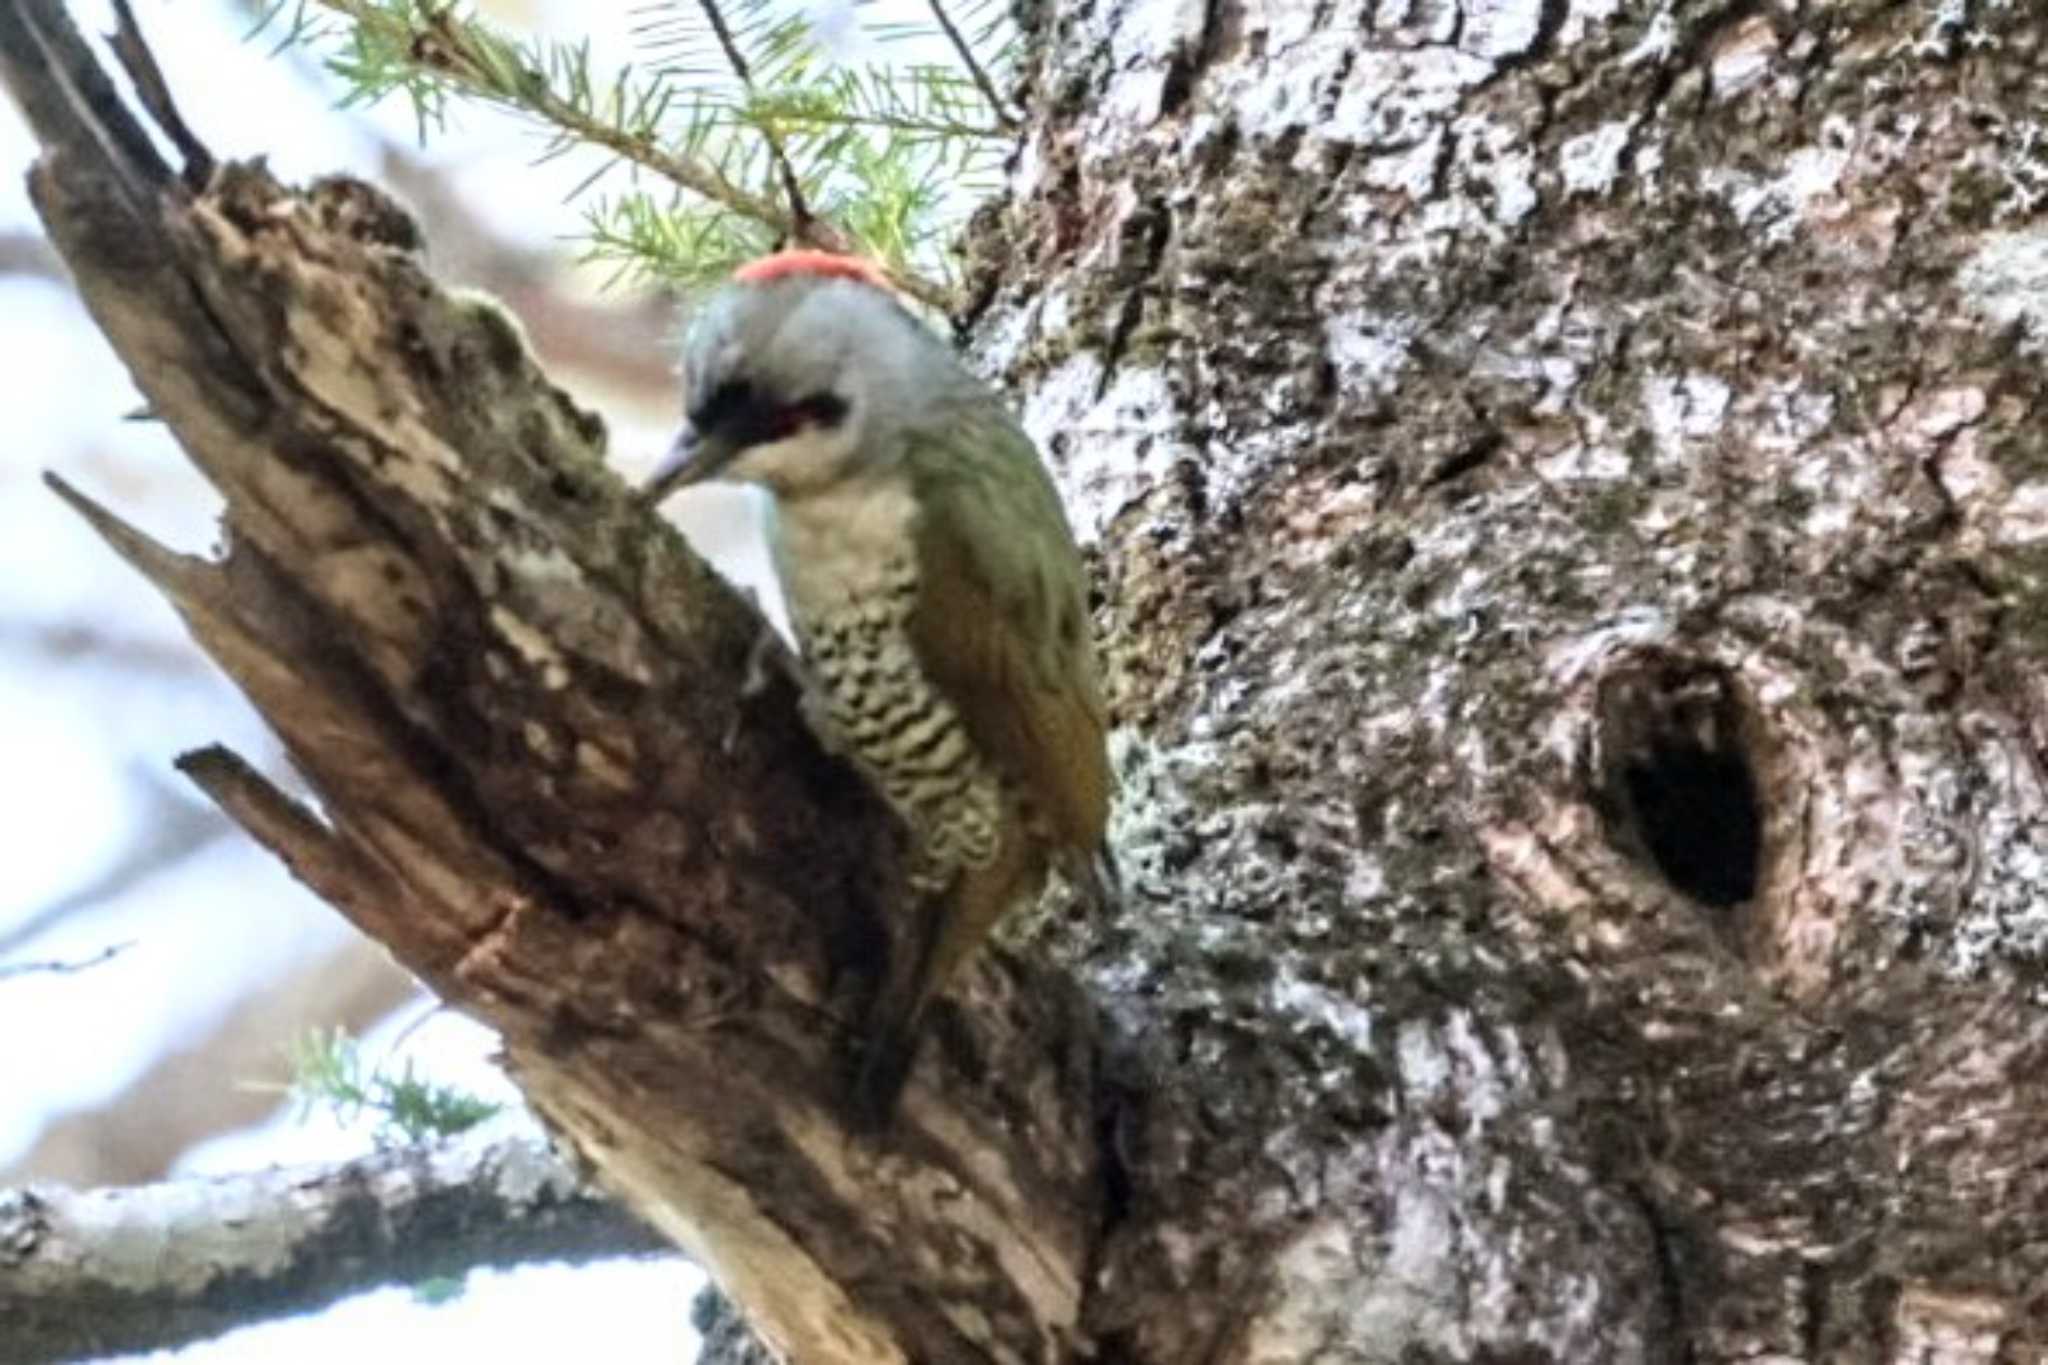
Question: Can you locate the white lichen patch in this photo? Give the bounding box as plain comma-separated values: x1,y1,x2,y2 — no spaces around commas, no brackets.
1096,0,1208,124
1241,1060,1615,1361
1534,444,1633,482
1706,14,1780,98
1201,32,1351,142
1396,1017,1454,1100
1361,129,1449,199
1704,121,1858,245
1746,380,1839,455
1558,120,1635,195
1457,115,1542,226
1458,0,1549,61
1107,0,1208,74
1322,309,1419,397
1901,385,1987,441
1329,49,1493,148
1270,970,1377,1050
1019,358,1188,543
1640,372,1732,458
1991,481,2048,545
1621,6,1679,65
1957,227,2048,352
1560,0,1624,44
427,1123,575,1207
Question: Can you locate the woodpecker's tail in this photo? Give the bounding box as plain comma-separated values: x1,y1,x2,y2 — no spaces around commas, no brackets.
1063,838,1120,914
850,1006,924,1131
847,896,946,1131
1091,839,1122,908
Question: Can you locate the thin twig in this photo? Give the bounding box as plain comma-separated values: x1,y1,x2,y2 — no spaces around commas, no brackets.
922,0,1018,131
691,0,816,243
107,0,214,185
0,941,133,981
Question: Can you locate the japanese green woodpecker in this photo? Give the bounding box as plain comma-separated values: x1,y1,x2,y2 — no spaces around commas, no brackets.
641,251,1113,1118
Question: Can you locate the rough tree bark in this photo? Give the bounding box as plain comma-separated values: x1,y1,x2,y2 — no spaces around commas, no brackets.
7,0,2048,1360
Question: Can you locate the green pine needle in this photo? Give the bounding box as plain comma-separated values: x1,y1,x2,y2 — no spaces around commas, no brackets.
257,0,1021,310
282,1027,501,1147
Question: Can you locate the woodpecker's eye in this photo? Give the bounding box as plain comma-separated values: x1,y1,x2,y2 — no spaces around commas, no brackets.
790,392,849,430
758,392,848,440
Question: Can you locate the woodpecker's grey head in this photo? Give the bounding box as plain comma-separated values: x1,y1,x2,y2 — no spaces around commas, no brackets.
642,252,958,504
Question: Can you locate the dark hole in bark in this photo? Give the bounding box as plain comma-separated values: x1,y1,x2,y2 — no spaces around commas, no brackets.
1594,658,1762,908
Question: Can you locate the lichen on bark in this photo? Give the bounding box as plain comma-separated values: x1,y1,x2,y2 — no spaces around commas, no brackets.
963,0,2048,1357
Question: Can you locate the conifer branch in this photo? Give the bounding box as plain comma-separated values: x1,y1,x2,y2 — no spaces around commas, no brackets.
921,0,1018,130
690,0,818,243
305,0,955,311
315,1,777,223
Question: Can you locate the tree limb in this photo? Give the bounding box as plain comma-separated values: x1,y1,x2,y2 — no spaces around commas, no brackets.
0,2,1102,1360
0,1133,669,1363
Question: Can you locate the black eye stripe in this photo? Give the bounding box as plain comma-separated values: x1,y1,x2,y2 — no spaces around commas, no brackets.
689,379,754,431
689,383,848,443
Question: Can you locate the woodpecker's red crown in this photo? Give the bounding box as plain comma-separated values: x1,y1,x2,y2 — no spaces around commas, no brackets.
733,250,892,292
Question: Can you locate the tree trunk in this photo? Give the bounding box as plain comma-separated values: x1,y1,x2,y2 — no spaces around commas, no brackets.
9,0,2048,1360
964,0,2048,1357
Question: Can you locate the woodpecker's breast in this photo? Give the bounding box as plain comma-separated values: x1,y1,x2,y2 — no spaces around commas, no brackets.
768,475,1002,875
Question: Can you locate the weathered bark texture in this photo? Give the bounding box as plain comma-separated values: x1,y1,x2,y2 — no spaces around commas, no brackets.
0,1134,666,1363
10,0,2048,1359
3,5,1100,1363
951,0,2048,1358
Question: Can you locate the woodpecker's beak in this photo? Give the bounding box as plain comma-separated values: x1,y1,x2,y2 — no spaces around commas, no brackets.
642,422,740,504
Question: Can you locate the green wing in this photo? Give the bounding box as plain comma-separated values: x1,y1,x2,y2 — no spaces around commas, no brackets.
904,410,1111,858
